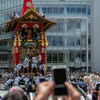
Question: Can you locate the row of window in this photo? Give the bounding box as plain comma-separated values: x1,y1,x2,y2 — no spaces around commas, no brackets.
47,19,89,33
0,41,7,46
47,50,91,63
0,54,8,61
67,5,91,15
0,0,23,10
42,5,91,15
47,35,91,47
0,50,90,64
0,4,91,23
0,0,91,14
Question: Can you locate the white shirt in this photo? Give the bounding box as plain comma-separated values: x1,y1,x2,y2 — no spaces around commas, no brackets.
92,82,96,90
16,63,22,70
34,76,39,85
5,79,14,85
15,77,22,83
22,75,24,78
23,78,29,84
32,57,37,63
39,64,46,70
24,57,29,65
39,11,44,17
14,13,19,18
39,55,41,61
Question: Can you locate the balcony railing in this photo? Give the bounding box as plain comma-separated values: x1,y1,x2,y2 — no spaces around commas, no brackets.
0,61,9,68
0,34,10,40
0,45,12,51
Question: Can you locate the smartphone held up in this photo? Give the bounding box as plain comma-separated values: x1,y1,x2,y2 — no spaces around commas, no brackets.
51,65,68,96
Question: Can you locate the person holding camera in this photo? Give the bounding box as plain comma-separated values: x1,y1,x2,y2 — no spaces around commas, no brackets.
33,81,81,100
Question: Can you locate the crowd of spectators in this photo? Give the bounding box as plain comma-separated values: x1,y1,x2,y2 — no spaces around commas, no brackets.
0,71,100,100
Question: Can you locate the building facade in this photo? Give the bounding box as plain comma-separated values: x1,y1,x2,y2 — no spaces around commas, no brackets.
0,0,91,72
91,0,100,72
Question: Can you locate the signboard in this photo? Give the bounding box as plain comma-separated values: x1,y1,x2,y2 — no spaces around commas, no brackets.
74,57,82,68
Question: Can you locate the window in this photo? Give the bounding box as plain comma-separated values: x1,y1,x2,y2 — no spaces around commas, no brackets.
67,7,70,14
58,52,64,62
57,21,64,32
53,36,57,46
0,1,1,10
47,7,52,14
36,7,40,13
47,52,52,63
67,21,71,31
47,36,52,46
59,7,64,14
4,12,8,22
88,35,91,46
70,36,75,46
88,23,91,33
75,51,81,58
88,5,91,15
42,7,64,14
1,1,4,10
5,54,8,60
88,51,91,61
17,0,20,6
67,36,70,46
0,55,1,61
76,21,80,29
67,21,75,32
58,36,63,46
53,7,58,14
4,1,8,9
76,6,81,14
69,51,74,61
53,52,57,63
71,7,75,14
42,7,46,14
81,51,86,61
11,0,14,7
76,36,80,46
81,35,86,47
81,19,86,33
82,6,86,14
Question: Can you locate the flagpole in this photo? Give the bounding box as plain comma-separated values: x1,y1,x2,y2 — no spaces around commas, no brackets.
86,18,88,73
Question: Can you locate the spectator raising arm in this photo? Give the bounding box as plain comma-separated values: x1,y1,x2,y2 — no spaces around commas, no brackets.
33,81,81,100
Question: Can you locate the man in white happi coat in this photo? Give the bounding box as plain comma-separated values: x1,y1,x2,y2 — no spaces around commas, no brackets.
4,78,14,90
23,75,30,91
16,63,23,75
23,56,30,72
13,75,22,86
31,56,38,73
39,62,46,76
36,54,41,64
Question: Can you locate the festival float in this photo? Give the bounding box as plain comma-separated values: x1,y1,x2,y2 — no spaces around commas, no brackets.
6,0,56,76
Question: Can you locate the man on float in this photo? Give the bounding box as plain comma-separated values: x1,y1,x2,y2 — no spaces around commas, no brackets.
14,67,18,76
23,55,30,73
4,77,14,90
36,54,41,65
39,62,46,76
23,75,30,91
31,55,38,73
13,75,22,86
16,62,23,76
